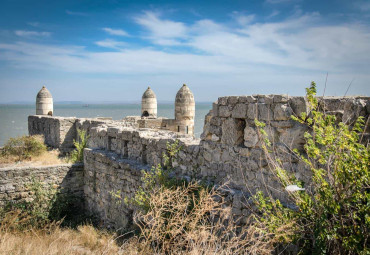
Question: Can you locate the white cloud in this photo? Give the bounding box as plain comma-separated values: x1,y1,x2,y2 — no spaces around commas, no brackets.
95,39,126,49
134,11,188,45
232,13,255,26
102,27,129,36
66,10,88,16
1,12,370,98
14,30,51,37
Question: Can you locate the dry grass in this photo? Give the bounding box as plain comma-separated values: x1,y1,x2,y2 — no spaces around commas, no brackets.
121,182,285,255
0,149,67,168
0,183,285,255
0,211,121,255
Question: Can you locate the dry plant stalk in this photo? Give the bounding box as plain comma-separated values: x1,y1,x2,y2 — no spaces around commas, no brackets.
123,182,281,255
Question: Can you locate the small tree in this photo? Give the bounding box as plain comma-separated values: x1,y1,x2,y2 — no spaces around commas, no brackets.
254,82,369,254
2,135,46,161
69,129,89,163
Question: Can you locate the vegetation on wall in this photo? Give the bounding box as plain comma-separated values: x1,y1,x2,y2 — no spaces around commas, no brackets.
1,135,46,161
69,129,89,163
254,82,369,254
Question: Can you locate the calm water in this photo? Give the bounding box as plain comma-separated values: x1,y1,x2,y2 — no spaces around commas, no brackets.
0,103,212,146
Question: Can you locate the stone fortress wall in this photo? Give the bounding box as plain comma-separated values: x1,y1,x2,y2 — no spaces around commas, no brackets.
0,164,83,206
24,94,369,229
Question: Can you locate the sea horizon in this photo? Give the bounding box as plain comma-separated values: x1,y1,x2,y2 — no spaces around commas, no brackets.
0,103,212,146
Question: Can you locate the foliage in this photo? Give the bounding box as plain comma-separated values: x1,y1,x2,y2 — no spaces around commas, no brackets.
0,177,85,230
254,82,370,254
69,128,89,163
1,135,47,161
123,140,185,212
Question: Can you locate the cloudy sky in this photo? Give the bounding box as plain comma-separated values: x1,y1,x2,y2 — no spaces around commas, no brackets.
0,0,369,103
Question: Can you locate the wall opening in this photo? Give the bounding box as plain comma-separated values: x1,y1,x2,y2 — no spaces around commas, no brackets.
123,140,128,158
177,126,180,132
186,126,189,134
142,111,149,117
48,111,53,116
107,136,113,151
142,144,147,164
237,118,247,147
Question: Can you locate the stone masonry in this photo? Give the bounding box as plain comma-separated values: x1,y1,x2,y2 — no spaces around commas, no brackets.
0,164,84,206
18,94,369,229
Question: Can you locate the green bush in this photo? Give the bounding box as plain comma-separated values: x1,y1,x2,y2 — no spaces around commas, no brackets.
254,82,369,254
69,129,89,163
1,135,46,161
0,177,86,229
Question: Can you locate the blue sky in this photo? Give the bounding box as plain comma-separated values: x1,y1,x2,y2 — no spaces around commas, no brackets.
0,0,369,103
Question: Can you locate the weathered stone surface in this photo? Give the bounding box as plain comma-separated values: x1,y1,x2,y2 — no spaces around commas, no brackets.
0,164,83,206
221,118,245,146
289,97,309,116
212,102,219,116
244,126,258,147
219,106,231,117
247,104,257,120
274,104,293,121
258,104,273,121
232,104,248,118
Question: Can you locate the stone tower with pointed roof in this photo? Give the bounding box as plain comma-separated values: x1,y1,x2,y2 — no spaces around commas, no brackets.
141,86,157,118
36,86,53,116
175,84,195,135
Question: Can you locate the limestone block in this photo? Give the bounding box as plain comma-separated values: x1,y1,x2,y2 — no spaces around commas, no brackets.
273,94,289,103
211,134,220,142
343,99,367,124
212,103,219,116
244,126,258,147
210,117,222,126
289,97,309,117
232,104,248,118
227,96,239,106
219,106,231,117
218,97,228,105
221,118,245,146
258,104,273,121
274,104,293,121
247,104,257,120
209,125,222,136
279,124,308,150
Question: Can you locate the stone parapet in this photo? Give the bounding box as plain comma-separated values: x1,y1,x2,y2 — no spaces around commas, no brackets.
0,163,84,206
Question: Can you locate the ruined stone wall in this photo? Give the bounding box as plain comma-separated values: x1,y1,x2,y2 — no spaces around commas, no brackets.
83,148,251,229
28,115,138,153
85,95,369,204
200,95,369,201
25,94,369,229
0,164,84,206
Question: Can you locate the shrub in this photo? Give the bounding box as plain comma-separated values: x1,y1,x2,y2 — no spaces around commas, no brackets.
120,141,279,254
1,135,46,161
0,177,86,230
254,82,369,254
69,128,89,163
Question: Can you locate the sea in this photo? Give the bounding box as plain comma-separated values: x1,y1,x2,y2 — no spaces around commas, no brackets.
0,103,212,146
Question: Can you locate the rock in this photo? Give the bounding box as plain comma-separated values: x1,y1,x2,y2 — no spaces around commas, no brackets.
258,104,273,121
244,126,258,147
221,118,245,146
219,106,231,117
289,97,309,117
212,103,219,116
232,104,248,118
274,104,293,121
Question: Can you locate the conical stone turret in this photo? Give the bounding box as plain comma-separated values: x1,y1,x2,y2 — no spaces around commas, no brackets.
36,86,53,116
175,84,195,135
141,86,157,118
